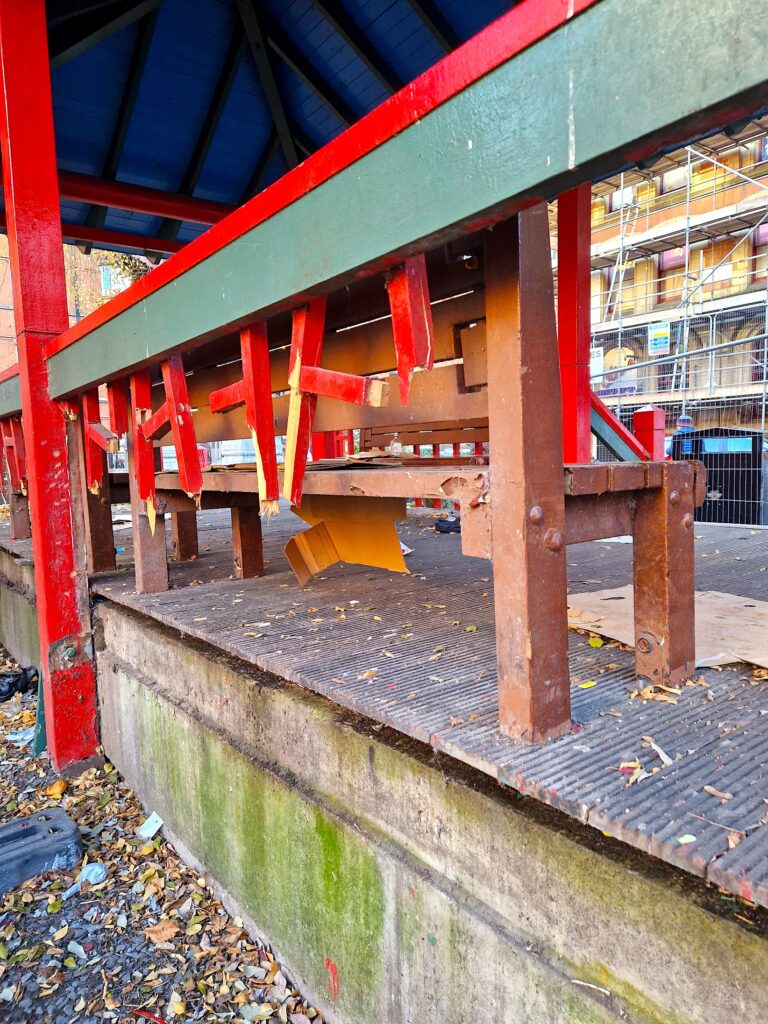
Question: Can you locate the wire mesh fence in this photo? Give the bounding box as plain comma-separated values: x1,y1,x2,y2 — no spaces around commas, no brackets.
591,301,768,526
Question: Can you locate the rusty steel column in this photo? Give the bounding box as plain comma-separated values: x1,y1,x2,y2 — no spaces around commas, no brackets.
0,0,98,769
632,461,697,685
485,208,571,742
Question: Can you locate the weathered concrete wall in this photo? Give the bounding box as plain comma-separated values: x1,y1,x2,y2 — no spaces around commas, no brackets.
94,601,768,1024
0,547,39,668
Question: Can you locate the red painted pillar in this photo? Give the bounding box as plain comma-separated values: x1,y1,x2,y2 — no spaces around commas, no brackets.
0,0,97,770
633,406,666,461
557,184,592,464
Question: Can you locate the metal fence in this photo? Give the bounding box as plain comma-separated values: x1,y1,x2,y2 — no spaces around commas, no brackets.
591,305,768,525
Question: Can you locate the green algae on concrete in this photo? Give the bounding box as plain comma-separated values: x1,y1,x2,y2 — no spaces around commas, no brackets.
132,679,385,1021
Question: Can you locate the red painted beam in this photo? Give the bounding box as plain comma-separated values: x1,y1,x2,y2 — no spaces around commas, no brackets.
0,0,98,770
0,211,187,255
57,171,233,223
0,168,233,225
48,0,601,360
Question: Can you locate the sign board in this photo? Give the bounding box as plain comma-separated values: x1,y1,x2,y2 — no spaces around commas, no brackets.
648,322,671,356
590,346,604,381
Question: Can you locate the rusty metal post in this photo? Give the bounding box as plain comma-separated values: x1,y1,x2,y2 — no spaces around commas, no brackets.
231,504,264,578
171,511,199,561
126,412,168,594
9,492,30,540
485,207,571,742
0,0,98,769
632,461,696,685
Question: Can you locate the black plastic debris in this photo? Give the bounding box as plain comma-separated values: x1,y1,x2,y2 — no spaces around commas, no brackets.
435,517,461,534
0,808,82,896
0,666,38,703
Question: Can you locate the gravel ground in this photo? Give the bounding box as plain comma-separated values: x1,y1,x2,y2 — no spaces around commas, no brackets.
0,649,323,1024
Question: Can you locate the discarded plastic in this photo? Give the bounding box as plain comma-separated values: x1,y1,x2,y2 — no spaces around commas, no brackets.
7,727,35,748
435,516,461,534
0,666,38,702
137,811,164,839
62,860,108,900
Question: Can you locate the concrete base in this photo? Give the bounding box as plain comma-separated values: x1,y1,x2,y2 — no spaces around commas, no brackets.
93,601,768,1024
0,546,766,1024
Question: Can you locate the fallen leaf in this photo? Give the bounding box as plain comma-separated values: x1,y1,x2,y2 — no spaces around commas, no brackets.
144,920,180,946
677,834,697,845
587,635,604,648
703,785,733,801
464,625,477,633
579,681,596,689
45,779,67,798
727,830,744,850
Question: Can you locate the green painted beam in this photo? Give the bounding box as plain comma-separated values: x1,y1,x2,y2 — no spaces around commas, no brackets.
0,374,22,419
48,0,768,399
590,406,639,462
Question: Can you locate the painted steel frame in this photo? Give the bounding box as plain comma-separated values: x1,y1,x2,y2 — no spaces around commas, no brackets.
0,0,763,762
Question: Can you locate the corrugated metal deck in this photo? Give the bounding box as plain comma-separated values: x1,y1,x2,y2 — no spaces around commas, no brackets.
3,511,768,907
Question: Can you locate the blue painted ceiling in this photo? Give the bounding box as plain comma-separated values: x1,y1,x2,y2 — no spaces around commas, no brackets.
47,0,514,251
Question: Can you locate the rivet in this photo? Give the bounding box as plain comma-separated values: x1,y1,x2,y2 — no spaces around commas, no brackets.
529,505,544,525
682,513,694,530
669,490,680,505
544,529,563,552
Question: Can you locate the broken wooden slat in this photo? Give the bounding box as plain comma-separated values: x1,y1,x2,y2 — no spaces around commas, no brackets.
386,254,434,403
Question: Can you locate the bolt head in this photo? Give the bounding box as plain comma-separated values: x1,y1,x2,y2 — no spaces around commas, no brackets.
529,505,544,525
544,528,563,553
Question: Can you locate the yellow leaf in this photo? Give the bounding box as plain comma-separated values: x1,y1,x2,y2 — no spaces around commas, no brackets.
139,844,154,856
587,635,604,648
45,779,67,798
53,924,68,942
579,680,597,689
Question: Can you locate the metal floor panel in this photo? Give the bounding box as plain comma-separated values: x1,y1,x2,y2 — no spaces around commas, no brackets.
3,512,768,907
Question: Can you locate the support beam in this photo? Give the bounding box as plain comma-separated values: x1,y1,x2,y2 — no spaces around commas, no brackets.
262,12,357,127
53,169,233,223
156,28,245,243
633,462,697,685
0,0,97,769
235,0,299,170
171,510,199,561
312,0,404,93
49,0,163,70
231,504,264,578
82,7,160,250
485,208,571,742
557,185,592,463
405,0,461,52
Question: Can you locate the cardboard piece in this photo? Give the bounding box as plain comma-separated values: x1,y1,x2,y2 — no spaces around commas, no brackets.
285,494,408,586
568,585,768,669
